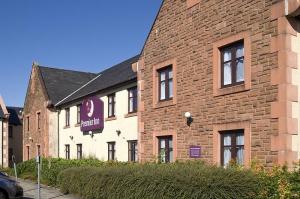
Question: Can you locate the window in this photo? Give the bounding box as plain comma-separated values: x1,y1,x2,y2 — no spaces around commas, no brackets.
26,146,30,160
8,126,13,138
108,94,115,118
65,145,70,160
220,130,244,167
37,145,41,156
128,140,138,162
77,105,81,124
9,148,13,161
77,144,82,159
158,136,173,163
65,108,70,127
108,142,115,161
27,116,30,131
128,87,138,113
37,112,41,130
220,41,244,88
158,66,173,101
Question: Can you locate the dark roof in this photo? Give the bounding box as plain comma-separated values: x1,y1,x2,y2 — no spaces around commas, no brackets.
56,55,139,106
7,107,23,125
0,106,4,119
38,66,97,105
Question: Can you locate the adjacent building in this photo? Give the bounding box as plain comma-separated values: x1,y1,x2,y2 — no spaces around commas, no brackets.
23,56,138,162
0,96,23,167
55,56,138,161
135,0,300,167
23,63,97,160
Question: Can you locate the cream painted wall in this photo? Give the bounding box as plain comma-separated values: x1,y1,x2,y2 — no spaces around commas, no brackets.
58,83,138,161
48,110,58,157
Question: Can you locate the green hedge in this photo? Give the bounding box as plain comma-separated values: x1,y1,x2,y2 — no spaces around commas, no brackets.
58,162,259,199
11,158,128,186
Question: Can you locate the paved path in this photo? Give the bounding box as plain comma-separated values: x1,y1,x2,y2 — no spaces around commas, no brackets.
19,179,80,199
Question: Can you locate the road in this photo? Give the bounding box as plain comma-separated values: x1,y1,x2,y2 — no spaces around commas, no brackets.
19,179,80,199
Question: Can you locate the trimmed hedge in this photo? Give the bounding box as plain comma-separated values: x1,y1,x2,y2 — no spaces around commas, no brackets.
58,162,259,199
10,158,128,186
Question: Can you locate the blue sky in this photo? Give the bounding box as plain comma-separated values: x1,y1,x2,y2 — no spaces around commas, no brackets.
0,0,162,107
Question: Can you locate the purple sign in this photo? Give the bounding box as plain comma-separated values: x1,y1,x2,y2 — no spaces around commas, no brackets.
80,96,104,132
190,146,201,158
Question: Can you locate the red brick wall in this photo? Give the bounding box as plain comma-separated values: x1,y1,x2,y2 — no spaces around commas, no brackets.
138,0,283,167
23,65,50,160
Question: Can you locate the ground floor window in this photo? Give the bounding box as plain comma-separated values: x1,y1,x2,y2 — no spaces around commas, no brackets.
158,136,173,163
26,146,30,160
77,144,82,159
37,145,41,156
128,140,138,162
9,148,13,161
220,129,244,167
108,142,115,161
65,145,70,160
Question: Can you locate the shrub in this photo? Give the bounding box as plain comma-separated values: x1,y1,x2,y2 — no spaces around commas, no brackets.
58,162,260,199
13,158,126,186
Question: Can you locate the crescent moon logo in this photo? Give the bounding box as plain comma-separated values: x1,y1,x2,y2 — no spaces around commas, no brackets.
87,100,94,117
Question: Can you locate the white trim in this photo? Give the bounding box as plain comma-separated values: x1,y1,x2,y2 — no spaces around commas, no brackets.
55,74,102,106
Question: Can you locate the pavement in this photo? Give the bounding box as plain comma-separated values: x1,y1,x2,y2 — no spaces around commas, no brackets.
19,179,80,199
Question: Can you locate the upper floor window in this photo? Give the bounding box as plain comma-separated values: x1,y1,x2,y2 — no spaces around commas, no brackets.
158,66,173,101
220,129,244,167
27,116,30,131
220,41,244,88
108,94,115,118
77,104,81,124
65,108,70,127
128,87,137,113
37,112,41,130
8,126,13,138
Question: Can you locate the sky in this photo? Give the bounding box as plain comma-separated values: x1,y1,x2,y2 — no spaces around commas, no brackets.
0,0,162,107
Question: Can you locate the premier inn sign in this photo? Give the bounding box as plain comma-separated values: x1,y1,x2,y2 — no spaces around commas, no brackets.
80,96,104,132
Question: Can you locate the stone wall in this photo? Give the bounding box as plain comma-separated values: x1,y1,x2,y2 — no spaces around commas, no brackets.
137,0,300,167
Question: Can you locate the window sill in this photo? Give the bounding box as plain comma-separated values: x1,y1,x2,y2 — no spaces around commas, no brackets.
105,117,117,122
124,112,137,118
214,84,250,97
154,99,176,109
63,126,70,129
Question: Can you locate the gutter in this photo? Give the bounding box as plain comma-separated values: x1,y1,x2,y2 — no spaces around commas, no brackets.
55,73,102,107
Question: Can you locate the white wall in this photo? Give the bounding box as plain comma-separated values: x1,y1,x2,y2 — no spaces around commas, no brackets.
58,83,138,161
48,110,58,158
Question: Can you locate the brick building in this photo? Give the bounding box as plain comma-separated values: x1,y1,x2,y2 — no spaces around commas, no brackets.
135,0,300,167
0,96,23,167
23,63,96,160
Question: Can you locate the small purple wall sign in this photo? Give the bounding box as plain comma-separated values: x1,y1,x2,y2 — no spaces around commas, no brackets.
80,96,104,132
190,146,201,158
